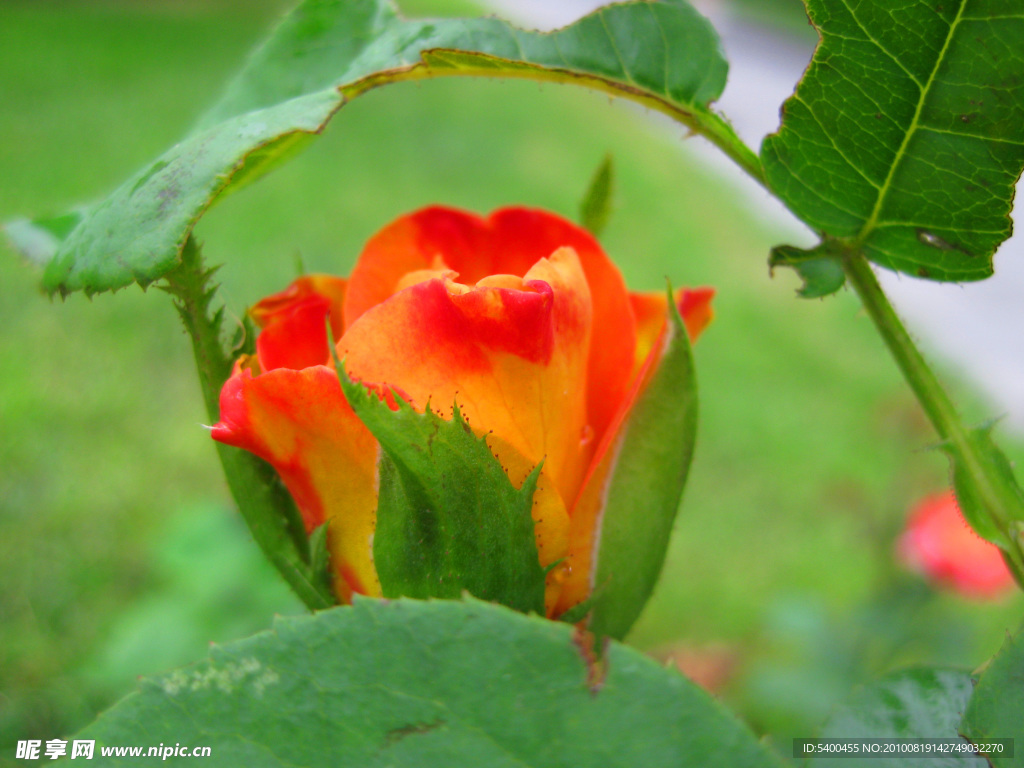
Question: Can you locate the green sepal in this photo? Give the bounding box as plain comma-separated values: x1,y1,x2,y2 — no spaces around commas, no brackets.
557,586,604,626
334,358,546,615
579,154,615,237
769,243,845,299
307,523,333,598
960,621,1024,767
588,286,699,639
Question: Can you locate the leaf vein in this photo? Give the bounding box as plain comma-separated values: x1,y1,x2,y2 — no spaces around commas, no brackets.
873,222,1005,234
648,3,670,97
918,123,1024,147
793,94,883,190
764,143,866,224
507,27,529,63
855,0,967,246
835,0,925,90
598,10,636,87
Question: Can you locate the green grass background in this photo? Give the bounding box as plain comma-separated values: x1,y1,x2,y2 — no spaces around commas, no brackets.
2,0,1021,757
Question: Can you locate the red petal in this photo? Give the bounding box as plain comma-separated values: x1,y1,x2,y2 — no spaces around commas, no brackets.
630,287,714,374
212,362,380,600
250,275,347,371
343,206,636,444
338,250,599,610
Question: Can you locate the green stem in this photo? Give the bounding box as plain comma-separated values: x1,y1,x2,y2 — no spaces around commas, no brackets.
843,253,1024,586
698,113,767,189
164,238,334,611
842,254,959,442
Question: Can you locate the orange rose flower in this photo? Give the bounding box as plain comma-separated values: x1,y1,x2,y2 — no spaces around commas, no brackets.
898,490,1014,599
212,206,712,616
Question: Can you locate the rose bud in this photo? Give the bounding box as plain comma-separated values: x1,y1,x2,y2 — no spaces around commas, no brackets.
212,206,712,637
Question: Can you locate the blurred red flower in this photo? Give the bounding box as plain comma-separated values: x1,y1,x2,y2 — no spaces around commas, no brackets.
897,491,1014,599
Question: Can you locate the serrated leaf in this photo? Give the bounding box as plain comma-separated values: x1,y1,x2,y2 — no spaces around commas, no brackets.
9,0,731,297
943,423,1024,584
961,623,1024,767
79,598,783,767
39,93,338,297
769,243,845,298
589,295,698,639
947,426,1018,547
579,154,615,237
762,0,1024,282
808,668,987,768
338,365,546,615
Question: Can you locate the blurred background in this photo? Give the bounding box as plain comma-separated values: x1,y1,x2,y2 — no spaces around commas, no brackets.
2,0,1022,761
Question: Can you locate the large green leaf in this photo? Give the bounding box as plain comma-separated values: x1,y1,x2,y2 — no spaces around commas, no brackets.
7,0,732,297
338,365,546,615
588,296,698,639
762,0,1024,282
79,599,783,767
806,668,988,768
961,623,1024,767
